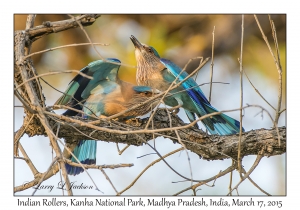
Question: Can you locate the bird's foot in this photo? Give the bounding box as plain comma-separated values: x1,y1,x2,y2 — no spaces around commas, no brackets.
157,107,180,115
125,118,142,127
168,107,180,115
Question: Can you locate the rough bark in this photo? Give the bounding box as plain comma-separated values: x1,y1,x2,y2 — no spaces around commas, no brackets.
41,109,285,160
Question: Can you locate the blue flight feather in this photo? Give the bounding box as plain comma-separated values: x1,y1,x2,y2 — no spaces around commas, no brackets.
160,58,244,135
81,58,121,99
60,58,121,175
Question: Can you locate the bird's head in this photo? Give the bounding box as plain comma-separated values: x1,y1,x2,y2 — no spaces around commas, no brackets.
130,35,165,83
130,35,160,59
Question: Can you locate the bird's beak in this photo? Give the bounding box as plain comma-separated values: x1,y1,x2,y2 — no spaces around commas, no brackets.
130,35,143,50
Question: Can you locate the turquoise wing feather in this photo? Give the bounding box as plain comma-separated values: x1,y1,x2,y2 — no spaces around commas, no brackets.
54,65,91,107
160,58,244,135
81,58,121,99
58,58,121,176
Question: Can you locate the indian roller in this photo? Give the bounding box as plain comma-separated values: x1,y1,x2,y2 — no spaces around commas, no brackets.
55,58,160,175
130,35,244,135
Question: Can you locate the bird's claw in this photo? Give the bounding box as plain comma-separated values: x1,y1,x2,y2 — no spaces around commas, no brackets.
125,118,142,126
156,107,180,115
168,107,180,115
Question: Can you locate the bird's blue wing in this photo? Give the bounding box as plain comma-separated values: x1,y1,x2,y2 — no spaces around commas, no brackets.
81,58,121,99
54,58,121,115
160,58,209,115
160,58,243,135
54,65,91,107
57,59,121,176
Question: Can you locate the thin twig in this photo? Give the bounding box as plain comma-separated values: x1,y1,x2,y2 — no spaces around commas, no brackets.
57,157,64,195
68,15,104,61
166,82,230,99
237,14,244,178
151,104,156,148
15,70,93,91
14,114,35,156
32,157,59,195
174,162,238,196
227,148,265,195
23,43,109,60
99,167,117,194
64,160,133,169
118,147,184,195
269,15,283,130
209,26,215,103
279,108,286,115
54,124,64,196
235,188,240,196
142,139,215,183
116,144,131,155
14,163,60,193
204,170,221,187
254,15,283,147
228,159,234,196
163,102,193,185
18,143,39,176
14,156,29,161
192,57,204,82
244,70,276,110
246,104,281,151
241,167,271,196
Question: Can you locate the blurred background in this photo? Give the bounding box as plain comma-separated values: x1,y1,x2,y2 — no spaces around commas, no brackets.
14,14,286,195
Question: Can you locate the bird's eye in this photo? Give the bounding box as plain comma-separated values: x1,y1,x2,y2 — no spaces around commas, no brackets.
142,91,151,97
142,45,153,53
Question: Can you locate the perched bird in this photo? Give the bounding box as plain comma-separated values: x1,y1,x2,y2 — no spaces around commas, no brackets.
55,58,160,175
130,35,244,135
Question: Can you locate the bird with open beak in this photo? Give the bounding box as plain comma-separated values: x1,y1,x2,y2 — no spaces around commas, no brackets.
130,35,244,135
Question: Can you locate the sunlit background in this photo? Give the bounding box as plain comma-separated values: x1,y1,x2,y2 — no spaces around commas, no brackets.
14,14,286,195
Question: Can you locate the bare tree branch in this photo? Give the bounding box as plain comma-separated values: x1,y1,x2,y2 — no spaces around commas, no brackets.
25,109,286,161
23,14,101,42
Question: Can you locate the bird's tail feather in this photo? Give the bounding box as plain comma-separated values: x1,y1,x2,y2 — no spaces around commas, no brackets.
184,109,199,129
65,140,97,176
199,105,244,135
